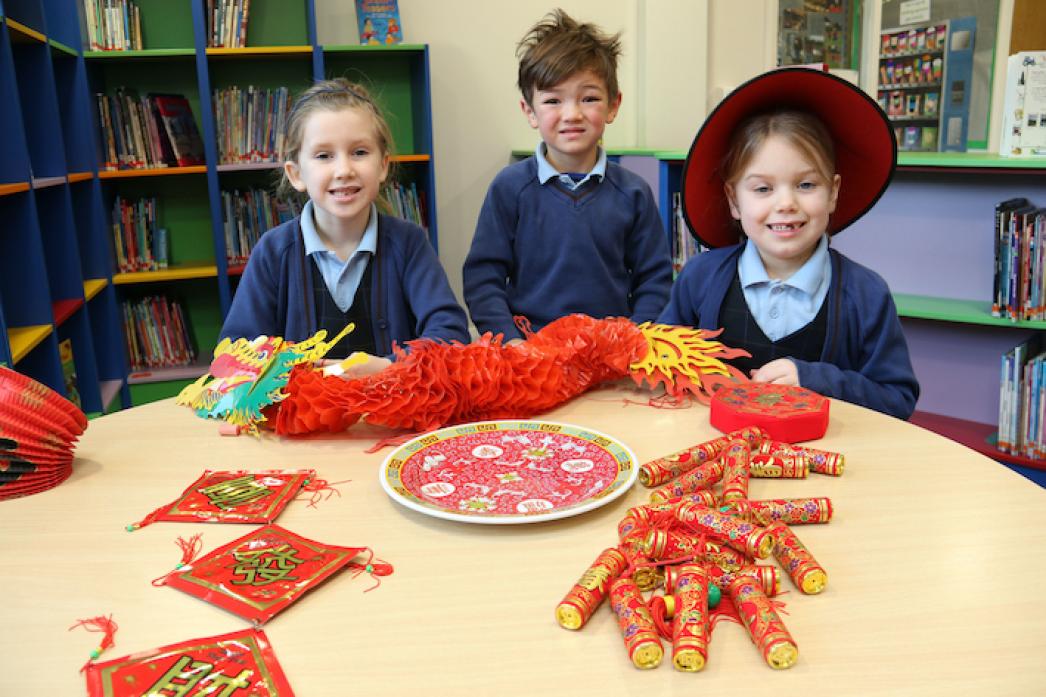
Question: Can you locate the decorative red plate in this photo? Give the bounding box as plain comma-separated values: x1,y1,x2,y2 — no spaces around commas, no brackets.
380,420,638,524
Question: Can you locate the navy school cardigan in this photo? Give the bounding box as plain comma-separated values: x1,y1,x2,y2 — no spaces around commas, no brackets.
658,243,920,420
220,213,470,356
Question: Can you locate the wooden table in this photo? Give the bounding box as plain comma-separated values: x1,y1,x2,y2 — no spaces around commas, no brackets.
2,384,1046,695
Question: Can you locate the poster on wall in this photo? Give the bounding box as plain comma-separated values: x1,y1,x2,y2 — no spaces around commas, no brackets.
1000,51,1046,157
777,0,860,70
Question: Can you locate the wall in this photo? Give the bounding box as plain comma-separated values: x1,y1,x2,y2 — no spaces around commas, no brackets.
316,0,708,303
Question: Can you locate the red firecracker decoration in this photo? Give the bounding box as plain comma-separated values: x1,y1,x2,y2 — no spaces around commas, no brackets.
127,470,315,530
84,628,293,695
160,524,384,624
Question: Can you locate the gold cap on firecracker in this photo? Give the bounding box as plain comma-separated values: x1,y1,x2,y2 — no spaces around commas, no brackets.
766,639,799,669
631,640,664,669
799,568,828,594
555,603,584,630
750,529,775,559
673,648,706,672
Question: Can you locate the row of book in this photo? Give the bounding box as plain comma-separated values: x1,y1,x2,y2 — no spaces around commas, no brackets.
383,182,426,229
111,196,168,273
213,86,291,164
82,0,143,51
207,0,252,48
998,335,1046,458
96,90,205,170
992,197,1046,322
122,296,196,371
670,192,702,274
223,189,301,265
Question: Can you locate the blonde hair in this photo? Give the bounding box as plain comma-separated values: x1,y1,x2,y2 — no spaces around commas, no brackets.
720,110,836,187
516,8,622,106
278,78,395,199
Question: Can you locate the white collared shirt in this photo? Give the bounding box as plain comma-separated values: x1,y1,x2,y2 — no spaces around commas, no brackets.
737,235,832,341
300,200,378,312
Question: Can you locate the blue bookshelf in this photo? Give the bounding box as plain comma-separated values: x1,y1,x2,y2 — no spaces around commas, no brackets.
1,0,442,409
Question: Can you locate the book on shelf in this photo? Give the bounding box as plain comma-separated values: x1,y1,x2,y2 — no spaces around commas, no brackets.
991,197,1045,322
1000,51,1046,158
83,0,144,51
213,86,291,163
670,192,702,274
58,339,82,409
207,0,252,48
382,181,425,228
222,188,302,265
356,0,402,45
121,296,196,371
96,91,204,170
111,196,168,273
999,334,1046,459
151,94,206,167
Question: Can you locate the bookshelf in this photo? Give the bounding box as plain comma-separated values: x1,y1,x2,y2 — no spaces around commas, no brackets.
643,150,1046,472
0,0,127,417
0,0,441,409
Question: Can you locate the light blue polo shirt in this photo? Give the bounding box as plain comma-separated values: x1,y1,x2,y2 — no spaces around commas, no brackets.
300,199,378,312
534,142,607,190
738,234,832,341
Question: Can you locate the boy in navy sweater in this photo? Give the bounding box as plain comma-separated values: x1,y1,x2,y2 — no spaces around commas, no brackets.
463,9,672,341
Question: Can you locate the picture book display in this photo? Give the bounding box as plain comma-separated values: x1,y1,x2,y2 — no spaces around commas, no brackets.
381,420,638,524
356,0,402,45
160,524,374,624
878,22,947,152
85,628,294,696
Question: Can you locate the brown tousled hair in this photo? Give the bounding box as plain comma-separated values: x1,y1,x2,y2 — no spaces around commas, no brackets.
516,8,622,106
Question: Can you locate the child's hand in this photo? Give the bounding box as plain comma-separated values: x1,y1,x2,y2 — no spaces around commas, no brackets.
750,359,799,386
320,353,392,379
505,338,525,347
340,354,392,379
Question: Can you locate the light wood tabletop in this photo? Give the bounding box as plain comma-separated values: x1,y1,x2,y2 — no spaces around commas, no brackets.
2,383,1045,696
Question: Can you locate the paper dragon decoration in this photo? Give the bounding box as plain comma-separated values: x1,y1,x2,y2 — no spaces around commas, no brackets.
178,314,749,436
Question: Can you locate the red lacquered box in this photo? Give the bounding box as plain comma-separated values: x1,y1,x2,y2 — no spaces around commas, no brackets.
710,384,828,443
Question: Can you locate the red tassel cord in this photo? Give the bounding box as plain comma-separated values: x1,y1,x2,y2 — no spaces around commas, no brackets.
275,315,748,437
297,477,351,508
151,533,204,586
347,548,394,592
69,614,118,672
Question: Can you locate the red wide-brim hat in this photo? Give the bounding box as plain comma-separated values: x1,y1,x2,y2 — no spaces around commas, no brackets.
682,67,896,249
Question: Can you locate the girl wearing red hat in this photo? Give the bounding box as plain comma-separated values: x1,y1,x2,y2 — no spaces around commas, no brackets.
659,68,918,419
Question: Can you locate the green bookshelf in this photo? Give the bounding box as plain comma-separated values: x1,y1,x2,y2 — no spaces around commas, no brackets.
892,293,1046,330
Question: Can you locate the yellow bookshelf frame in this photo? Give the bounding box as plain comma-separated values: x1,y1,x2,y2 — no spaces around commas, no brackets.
8,325,52,363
